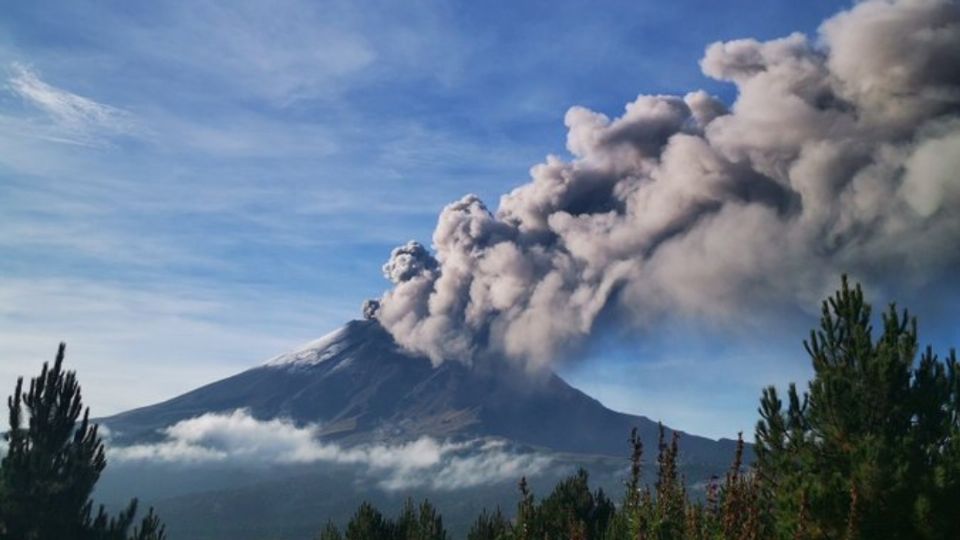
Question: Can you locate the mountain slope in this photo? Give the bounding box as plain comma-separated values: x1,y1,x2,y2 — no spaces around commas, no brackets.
102,320,740,466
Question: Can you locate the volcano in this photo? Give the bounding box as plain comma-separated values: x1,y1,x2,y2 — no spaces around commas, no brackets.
102,319,740,467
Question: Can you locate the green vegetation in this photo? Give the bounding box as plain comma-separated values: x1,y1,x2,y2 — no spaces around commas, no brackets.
466,508,510,540
2,278,957,538
753,277,960,539
329,278,960,539
317,498,447,540
0,343,165,540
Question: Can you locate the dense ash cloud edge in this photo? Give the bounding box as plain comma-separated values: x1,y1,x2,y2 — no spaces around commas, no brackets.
365,0,960,370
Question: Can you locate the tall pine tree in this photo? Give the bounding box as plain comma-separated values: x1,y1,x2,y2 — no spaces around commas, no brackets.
466,507,511,540
0,343,165,540
755,277,960,539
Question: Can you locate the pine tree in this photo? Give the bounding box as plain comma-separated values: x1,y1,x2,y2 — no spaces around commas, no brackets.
466,507,511,540
414,499,446,540
395,499,418,539
0,343,165,540
129,508,166,540
345,501,392,540
717,434,764,539
513,477,536,540
606,427,645,539
316,520,343,540
534,468,614,539
652,424,686,538
394,498,446,540
754,277,960,539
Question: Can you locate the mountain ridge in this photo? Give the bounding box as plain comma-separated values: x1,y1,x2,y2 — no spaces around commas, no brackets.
102,320,742,466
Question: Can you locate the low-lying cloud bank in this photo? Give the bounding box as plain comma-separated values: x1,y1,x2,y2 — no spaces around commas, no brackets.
368,0,960,369
108,409,551,491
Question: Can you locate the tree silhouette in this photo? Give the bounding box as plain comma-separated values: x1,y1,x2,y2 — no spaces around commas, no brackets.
0,343,165,540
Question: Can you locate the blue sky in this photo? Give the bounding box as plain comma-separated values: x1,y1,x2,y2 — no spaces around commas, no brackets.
0,0,888,439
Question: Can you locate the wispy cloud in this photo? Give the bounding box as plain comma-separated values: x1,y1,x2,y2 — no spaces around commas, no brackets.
0,277,356,416
109,409,552,491
6,63,138,146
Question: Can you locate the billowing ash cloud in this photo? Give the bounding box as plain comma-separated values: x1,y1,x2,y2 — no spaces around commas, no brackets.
371,0,960,369
109,409,551,491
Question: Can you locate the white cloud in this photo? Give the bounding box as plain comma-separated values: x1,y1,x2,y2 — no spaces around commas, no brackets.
6,63,138,146
108,409,552,491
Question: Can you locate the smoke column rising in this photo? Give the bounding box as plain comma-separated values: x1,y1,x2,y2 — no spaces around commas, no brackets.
368,0,960,370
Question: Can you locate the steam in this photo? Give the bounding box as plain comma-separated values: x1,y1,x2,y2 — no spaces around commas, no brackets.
371,0,960,369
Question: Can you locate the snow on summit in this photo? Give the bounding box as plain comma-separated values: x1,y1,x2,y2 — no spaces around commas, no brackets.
265,325,351,367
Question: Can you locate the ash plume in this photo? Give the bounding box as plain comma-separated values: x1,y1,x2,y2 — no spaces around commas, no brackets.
372,0,960,369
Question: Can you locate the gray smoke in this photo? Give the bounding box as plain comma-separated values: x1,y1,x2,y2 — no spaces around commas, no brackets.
371,0,960,369
362,299,381,321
